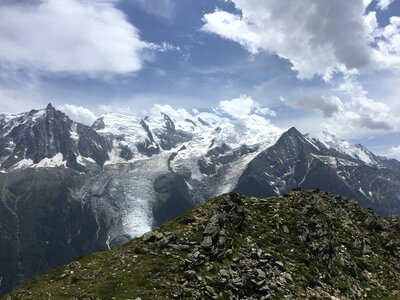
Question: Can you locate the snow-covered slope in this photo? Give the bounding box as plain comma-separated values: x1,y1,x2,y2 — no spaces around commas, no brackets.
1,103,399,239
305,131,378,165
0,104,110,171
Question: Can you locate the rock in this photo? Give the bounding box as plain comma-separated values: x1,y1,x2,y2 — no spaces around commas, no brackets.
155,232,164,240
231,277,244,288
204,213,224,237
182,216,196,224
283,225,290,233
173,286,182,298
363,244,372,255
67,261,81,269
201,236,213,249
281,272,293,284
364,216,384,231
170,244,190,251
256,269,266,279
274,261,285,270
159,233,177,249
205,285,217,298
142,231,157,243
217,236,225,247
185,270,197,278
219,269,230,278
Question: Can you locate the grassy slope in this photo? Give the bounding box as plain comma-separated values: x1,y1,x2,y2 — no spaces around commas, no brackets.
3,190,400,299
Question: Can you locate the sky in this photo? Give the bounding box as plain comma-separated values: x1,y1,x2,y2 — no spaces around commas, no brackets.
0,0,399,158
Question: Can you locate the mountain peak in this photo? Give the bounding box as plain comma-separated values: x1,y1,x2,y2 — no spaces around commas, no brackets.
46,103,55,111
286,126,301,134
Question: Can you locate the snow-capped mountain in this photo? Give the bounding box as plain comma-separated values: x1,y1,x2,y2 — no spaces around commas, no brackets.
305,131,379,165
0,103,399,296
236,127,400,216
0,103,110,172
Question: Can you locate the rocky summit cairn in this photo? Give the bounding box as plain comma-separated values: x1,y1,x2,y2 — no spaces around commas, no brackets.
3,190,400,299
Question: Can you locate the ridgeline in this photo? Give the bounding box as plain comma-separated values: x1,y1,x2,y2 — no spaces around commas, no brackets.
4,190,400,299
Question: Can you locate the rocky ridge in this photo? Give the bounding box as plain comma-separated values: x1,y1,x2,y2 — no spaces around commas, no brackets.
4,190,400,299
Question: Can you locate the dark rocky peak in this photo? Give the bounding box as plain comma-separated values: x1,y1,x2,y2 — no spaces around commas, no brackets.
206,141,231,157
46,102,56,112
184,118,197,127
198,117,210,127
162,113,176,132
137,119,160,157
150,113,191,151
376,155,400,172
91,116,105,130
274,126,319,154
0,104,110,171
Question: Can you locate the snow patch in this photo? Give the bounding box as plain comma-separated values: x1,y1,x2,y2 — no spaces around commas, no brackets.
35,153,67,168
13,159,34,169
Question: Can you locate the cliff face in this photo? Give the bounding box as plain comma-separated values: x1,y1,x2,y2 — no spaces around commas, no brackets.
4,190,400,299
0,168,111,296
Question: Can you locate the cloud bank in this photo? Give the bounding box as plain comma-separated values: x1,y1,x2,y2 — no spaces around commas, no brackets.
58,104,97,125
283,76,398,137
202,0,400,138
202,0,400,80
0,0,147,76
387,146,400,160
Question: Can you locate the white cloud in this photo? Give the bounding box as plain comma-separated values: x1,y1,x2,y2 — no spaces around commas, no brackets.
217,95,275,119
202,1,400,139
283,76,398,137
151,104,193,122
377,0,395,10
146,42,181,52
0,0,147,76
387,146,400,160
202,0,400,80
283,95,343,118
202,0,372,80
372,16,400,72
58,104,97,125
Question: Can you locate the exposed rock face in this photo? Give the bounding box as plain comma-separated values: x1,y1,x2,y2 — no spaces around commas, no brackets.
4,190,400,299
1,105,400,297
0,168,111,296
0,104,110,172
152,173,194,227
236,127,400,216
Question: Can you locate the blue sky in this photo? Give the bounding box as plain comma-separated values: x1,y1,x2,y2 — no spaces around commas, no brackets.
0,0,399,158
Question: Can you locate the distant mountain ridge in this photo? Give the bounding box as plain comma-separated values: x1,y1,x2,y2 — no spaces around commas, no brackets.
0,104,110,172
0,103,399,296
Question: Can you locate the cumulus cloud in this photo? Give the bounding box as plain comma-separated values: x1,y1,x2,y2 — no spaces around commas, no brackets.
0,0,147,76
151,104,193,122
372,16,400,72
217,95,276,119
387,146,400,160
377,0,395,10
202,0,400,80
283,96,343,118
58,104,97,125
202,0,373,80
284,76,398,137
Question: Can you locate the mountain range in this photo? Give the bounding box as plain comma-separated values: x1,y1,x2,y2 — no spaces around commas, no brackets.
0,103,399,295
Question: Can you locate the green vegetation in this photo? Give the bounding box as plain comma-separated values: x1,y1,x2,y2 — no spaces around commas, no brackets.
3,190,400,299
